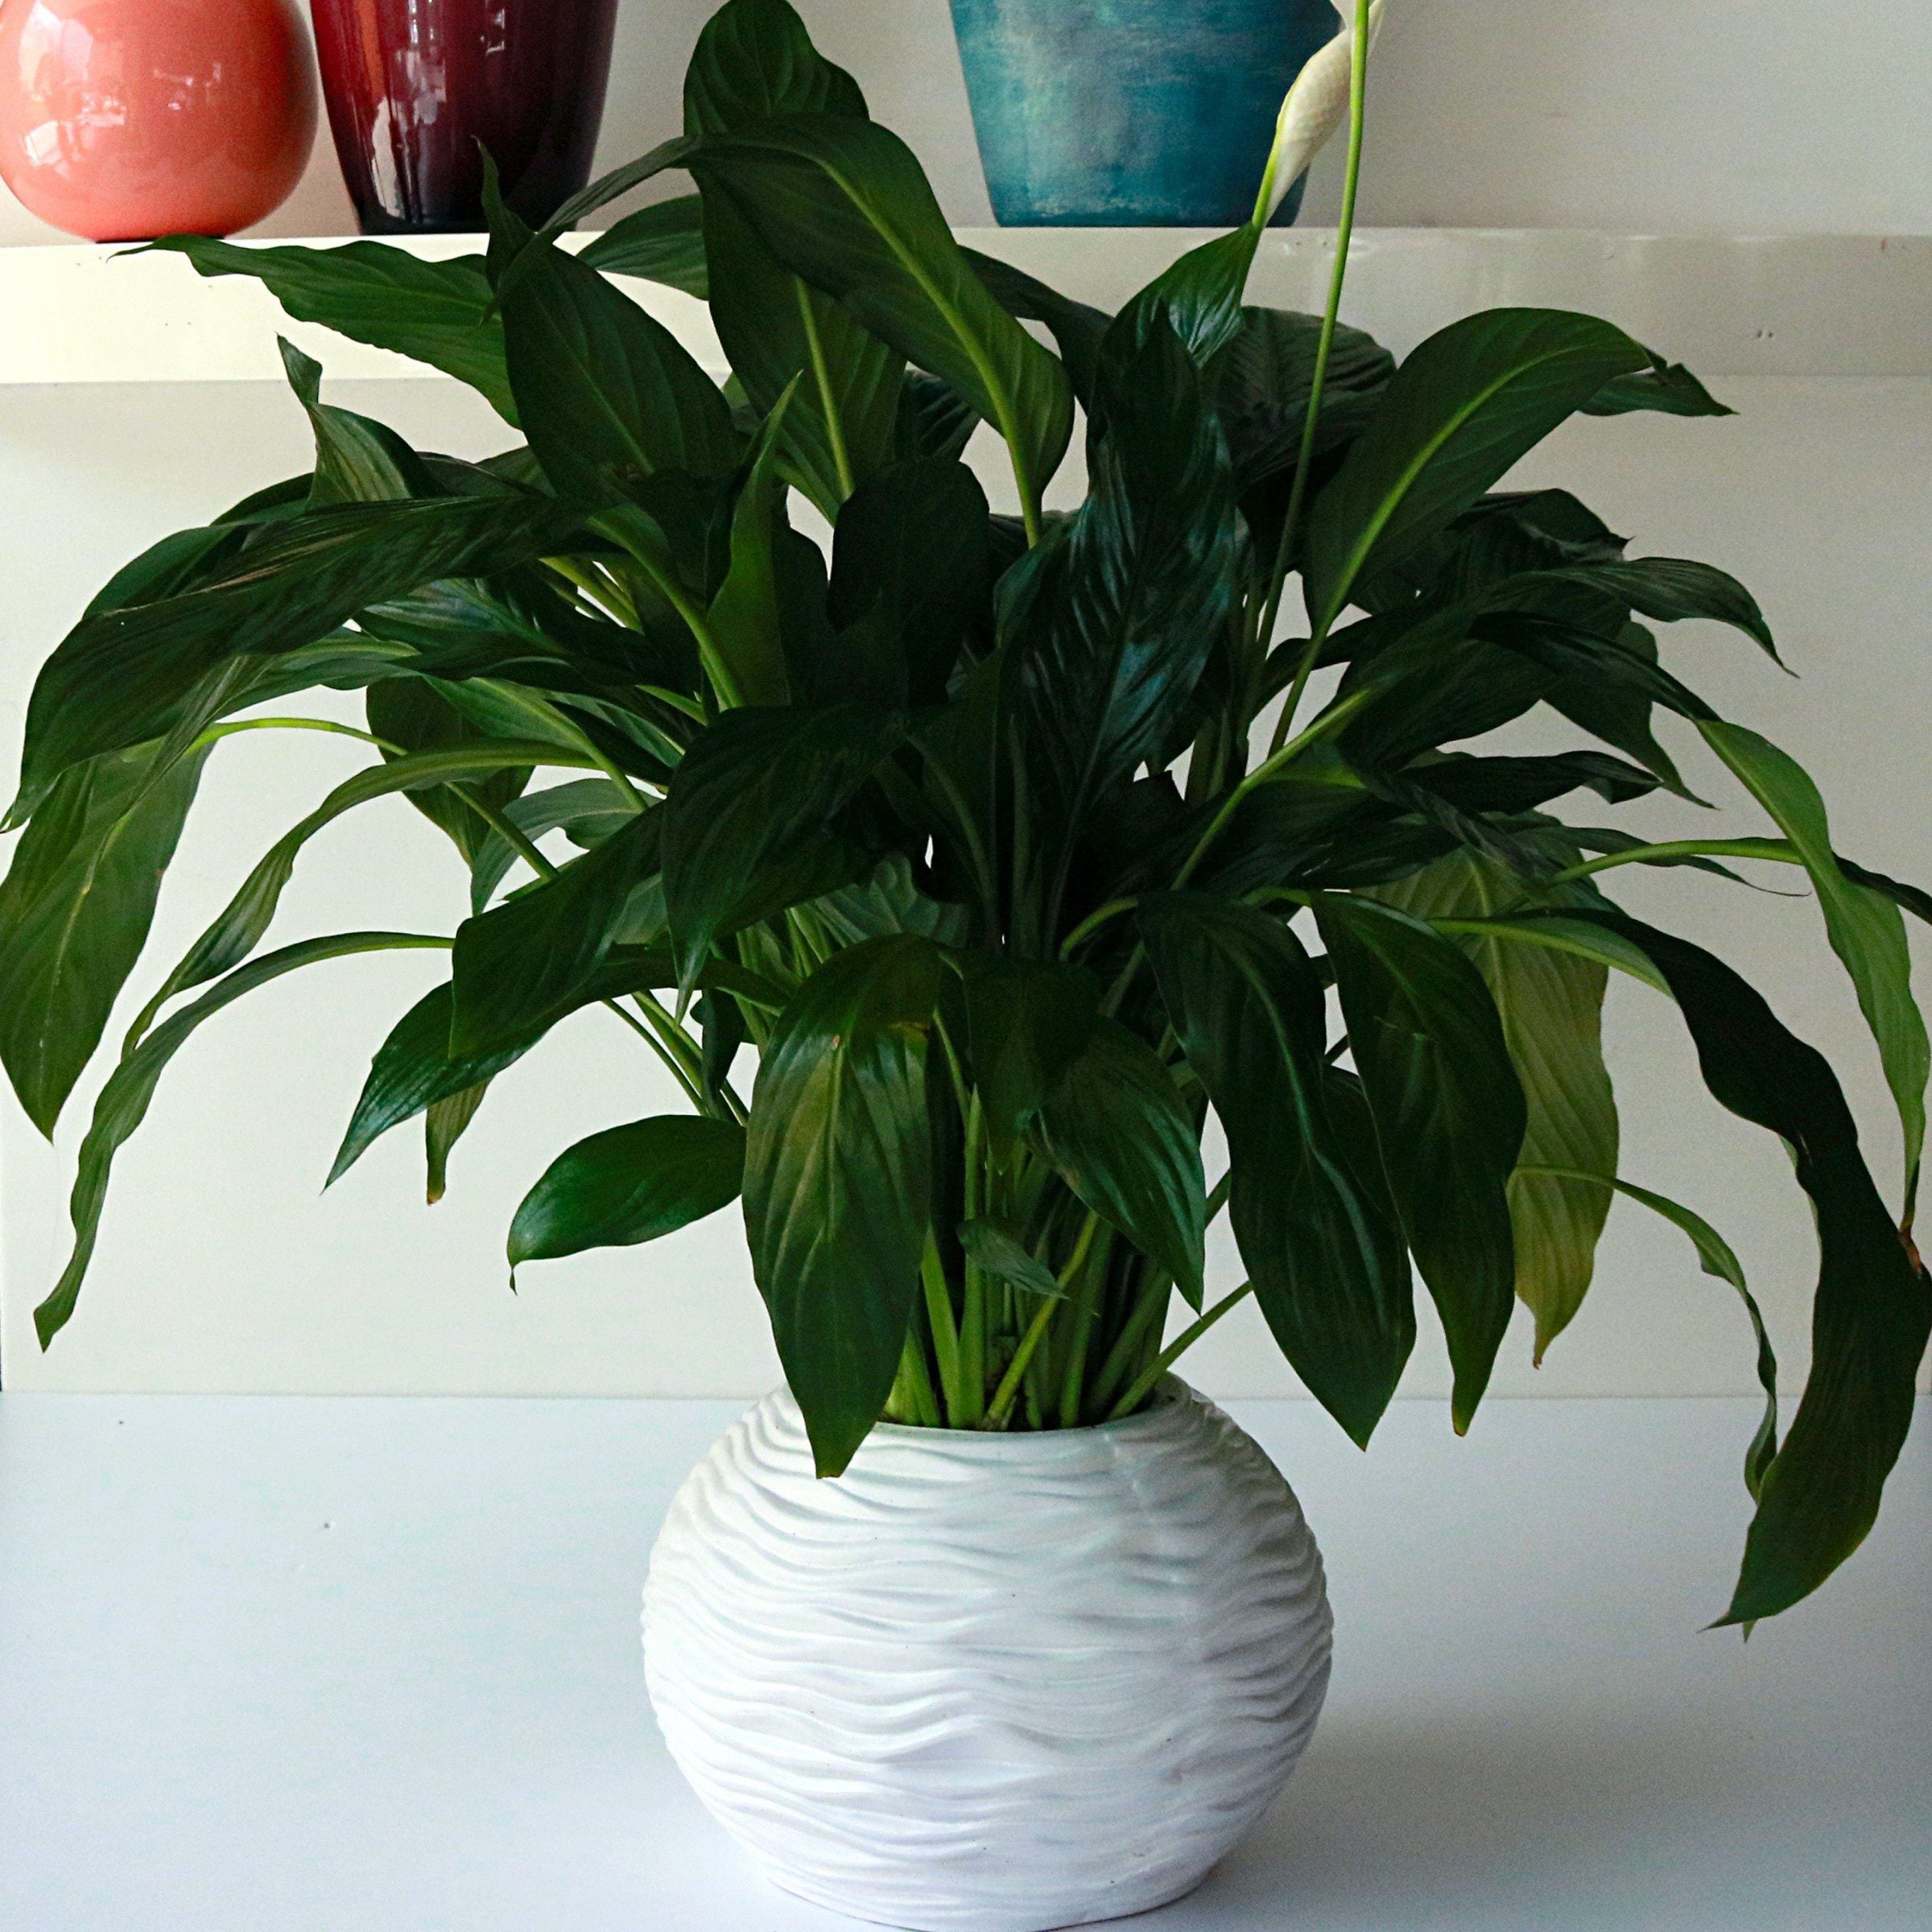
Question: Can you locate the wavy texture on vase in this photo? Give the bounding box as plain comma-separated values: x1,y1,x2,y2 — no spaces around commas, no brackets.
642,1377,1332,1932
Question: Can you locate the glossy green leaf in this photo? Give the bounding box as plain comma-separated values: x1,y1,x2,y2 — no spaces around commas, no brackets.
1702,720,1930,1208
0,741,208,1133
1566,910,1929,1624
960,958,1102,1158
701,385,807,707
1305,308,1654,632
687,113,1073,520
499,231,740,502
1315,894,1528,1430
963,249,1109,405
509,1114,745,1266
578,196,710,295
1027,1018,1207,1308
1583,359,1731,419
1144,894,1413,1442
1382,852,1619,1356
365,678,532,863
1008,319,1239,912
138,741,592,1043
825,457,988,707
743,935,942,1475
35,931,450,1346
278,339,437,507
1208,305,1396,490
13,497,584,815
958,1217,1064,1300
469,777,638,912
424,1081,490,1203
449,807,664,1054
661,704,900,984
143,237,514,419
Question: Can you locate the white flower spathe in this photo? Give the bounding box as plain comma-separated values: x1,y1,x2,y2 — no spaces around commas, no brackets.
1257,0,1387,223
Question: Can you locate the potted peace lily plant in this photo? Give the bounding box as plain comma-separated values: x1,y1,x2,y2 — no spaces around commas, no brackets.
3,0,1926,1924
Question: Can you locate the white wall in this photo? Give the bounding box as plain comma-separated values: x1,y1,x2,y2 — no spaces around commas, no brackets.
2,359,1930,1406
2,0,1930,246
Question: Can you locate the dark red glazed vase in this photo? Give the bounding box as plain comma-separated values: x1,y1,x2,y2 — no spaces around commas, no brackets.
309,0,619,233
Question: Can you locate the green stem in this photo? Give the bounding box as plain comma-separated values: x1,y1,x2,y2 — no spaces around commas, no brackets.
956,1091,989,1424
889,1324,942,1427
1260,0,1373,755
1173,686,1377,892
921,1230,964,1421
1059,896,1139,960
1106,1282,1255,1422
1548,838,1803,884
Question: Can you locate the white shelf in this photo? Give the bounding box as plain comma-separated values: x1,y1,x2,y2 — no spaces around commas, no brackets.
3,230,1930,387
1,1391,1925,1930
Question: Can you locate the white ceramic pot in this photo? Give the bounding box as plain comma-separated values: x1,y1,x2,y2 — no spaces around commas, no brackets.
642,1377,1332,1932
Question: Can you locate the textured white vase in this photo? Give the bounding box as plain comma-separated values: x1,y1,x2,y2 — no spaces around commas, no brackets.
642,1377,1332,1932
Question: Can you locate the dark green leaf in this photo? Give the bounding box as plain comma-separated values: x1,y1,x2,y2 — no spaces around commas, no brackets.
450,806,663,1054
1584,359,1732,419
578,196,710,295
35,931,449,1346
743,935,942,1474
509,1114,745,1266
958,1216,1063,1300
0,741,208,1133
687,113,1073,517
1315,894,1528,1430
1382,852,1619,1356
661,704,900,984
1566,910,1929,1622
1702,720,1929,1207
1027,1017,1207,1307
960,957,1101,1158
1306,308,1654,632
1009,320,1239,913
499,232,740,502
963,249,1110,405
1144,894,1414,1441
14,496,584,815
142,237,514,419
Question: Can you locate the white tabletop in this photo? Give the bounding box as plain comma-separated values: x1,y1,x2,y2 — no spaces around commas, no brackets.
0,1392,1925,1931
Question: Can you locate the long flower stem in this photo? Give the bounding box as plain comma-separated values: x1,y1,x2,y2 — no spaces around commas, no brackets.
1259,0,1373,753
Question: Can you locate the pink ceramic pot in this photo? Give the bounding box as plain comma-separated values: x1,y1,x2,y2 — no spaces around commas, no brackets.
0,0,318,241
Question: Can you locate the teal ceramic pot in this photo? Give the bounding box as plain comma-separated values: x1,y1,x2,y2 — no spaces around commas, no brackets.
949,0,1341,225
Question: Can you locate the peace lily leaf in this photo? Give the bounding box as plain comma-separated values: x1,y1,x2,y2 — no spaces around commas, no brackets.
1305,308,1654,633
743,935,943,1476
509,1114,745,1268
661,704,902,986
826,457,989,707
960,958,1102,1159
1702,720,1930,1210
1008,319,1240,911
135,741,592,1044
1209,306,1396,491
0,741,208,1133
1523,1165,1778,1502
1584,359,1731,420
1565,910,1930,1624
1113,227,1261,368
424,1081,490,1204
1027,1017,1207,1309
1315,894,1528,1431
685,112,1074,524
13,497,584,815
962,249,1109,405
958,1217,1064,1300
686,0,900,519
578,196,710,295
450,807,664,1055
498,230,741,502
142,237,515,419
35,931,450,1346
470,778,637,913
1382,852,1619,1357
1144,894,1413,1443
278,339,438,507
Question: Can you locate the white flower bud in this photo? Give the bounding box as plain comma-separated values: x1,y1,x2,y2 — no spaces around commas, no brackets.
1256,0,1386,224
